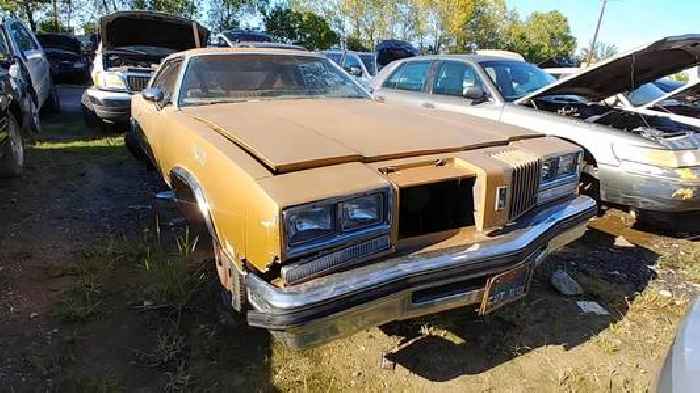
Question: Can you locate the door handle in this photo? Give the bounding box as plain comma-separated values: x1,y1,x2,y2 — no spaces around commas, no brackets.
422,102,434,109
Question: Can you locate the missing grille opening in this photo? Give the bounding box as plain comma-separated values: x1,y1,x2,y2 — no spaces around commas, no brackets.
399,178,476,239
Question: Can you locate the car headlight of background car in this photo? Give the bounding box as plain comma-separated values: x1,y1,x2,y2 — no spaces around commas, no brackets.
93,71,128,91
283,190,390,258
538,151,582,204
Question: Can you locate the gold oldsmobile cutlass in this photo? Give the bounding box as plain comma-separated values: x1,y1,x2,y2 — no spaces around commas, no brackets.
128,48,597,349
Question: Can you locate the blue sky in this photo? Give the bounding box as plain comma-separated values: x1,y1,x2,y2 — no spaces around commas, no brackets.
506,0,700,53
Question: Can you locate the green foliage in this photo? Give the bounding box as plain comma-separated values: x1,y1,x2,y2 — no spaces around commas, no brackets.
207,0,244,32
82,22,97,35
39,17,71,33
264,6,339,50
580,40,618,65
504,10,577,64
346,35,369,52
129,0,198,18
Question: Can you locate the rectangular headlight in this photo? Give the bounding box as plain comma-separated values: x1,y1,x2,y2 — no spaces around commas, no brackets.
557,153,579,177
341,193,382,231
541,157,558,183
286,205,336,246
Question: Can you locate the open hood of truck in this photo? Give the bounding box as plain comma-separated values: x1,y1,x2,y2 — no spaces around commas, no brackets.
517,35,700,104
643,79,700,119
99,11,208,51
183,99,542,174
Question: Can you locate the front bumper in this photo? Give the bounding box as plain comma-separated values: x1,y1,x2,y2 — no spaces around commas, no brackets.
599,164,700,213
246,196,597,349
81,88,131,123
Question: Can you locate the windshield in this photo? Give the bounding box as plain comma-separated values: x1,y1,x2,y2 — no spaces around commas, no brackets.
179,54,369,106
479,60,555,102
359,54,376,76
627,82,668,107
324,52,342,65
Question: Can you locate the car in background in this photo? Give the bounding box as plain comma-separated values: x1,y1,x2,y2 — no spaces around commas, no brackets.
211,36,306,51
543,67,581,80
37,33,88,83
656,298,700,393
617,77,686,108
322,50,375,88
375,39,418,71
371,35,700,228
128,47,596,349
81,11,208,130
0,14,59,117
213,30,272,47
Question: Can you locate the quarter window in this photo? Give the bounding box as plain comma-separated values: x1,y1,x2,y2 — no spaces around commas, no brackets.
382,62,431,92
152,59,183,105
433,61,483,97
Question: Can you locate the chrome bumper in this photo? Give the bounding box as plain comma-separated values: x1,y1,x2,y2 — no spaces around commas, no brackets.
600,164,700,213
246,196,597,349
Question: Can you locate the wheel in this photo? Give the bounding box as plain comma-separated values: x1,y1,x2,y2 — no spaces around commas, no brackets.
24,99,41,135
82,103,98,129
124,130,153,169
0,113,24,177
44,86,61,114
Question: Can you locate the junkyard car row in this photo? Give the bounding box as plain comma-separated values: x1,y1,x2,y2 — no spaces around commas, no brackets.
1,10,699,363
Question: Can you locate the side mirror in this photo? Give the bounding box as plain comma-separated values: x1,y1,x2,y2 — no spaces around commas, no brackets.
463,86,487,101
142,87,164,103
346,66,363,77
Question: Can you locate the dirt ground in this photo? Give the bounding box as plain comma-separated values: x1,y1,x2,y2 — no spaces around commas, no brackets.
1,87,699,393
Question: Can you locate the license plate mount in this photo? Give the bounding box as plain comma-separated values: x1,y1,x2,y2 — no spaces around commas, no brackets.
479,263,532,315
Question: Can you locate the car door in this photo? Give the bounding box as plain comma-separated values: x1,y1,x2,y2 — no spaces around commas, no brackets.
7,21,50,107
428,60,502,121
373,60,435,109
137,57,184,171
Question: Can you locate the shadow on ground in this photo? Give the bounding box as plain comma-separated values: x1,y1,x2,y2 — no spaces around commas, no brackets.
379,227,658,382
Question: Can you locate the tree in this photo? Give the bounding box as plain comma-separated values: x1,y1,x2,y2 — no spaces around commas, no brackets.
264,6,338,50
128,0,198,18
505,10,576,64
208,0,244,32
579,40,618,65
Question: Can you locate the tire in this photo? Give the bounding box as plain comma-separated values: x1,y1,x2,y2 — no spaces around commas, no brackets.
44,86,61,114
0,113,24,177
124,130,153,169
82,103,99,129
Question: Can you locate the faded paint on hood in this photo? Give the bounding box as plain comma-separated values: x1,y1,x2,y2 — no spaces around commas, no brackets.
99,11,208,51
181,99,542,174
517,35,700,103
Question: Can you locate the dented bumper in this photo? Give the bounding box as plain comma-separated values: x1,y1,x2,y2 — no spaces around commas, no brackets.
245,196,597,349
600,164,700,213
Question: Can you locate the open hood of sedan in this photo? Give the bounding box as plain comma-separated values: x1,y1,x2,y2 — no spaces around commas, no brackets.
643,79,700,117
517,35,700,104
99,11,208,51
183,99,542,174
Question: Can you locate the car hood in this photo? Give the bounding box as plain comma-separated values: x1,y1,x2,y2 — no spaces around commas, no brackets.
517,35,700,104
182,99,542,173
37,35,81,54
99,11,208,51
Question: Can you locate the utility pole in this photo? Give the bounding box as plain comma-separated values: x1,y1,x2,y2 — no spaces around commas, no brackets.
586,0,608,66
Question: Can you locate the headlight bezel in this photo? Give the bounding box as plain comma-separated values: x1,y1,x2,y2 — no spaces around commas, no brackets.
539,151,582,190
94,71,128,92
282,189,392,259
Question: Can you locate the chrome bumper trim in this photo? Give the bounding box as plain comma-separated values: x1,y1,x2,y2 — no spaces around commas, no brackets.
246,196,596,348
